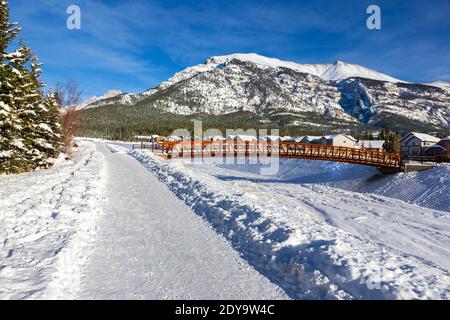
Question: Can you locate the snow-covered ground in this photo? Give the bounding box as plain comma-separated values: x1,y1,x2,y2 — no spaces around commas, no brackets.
219,159,450,212
129,149,450,299
78,142,286,299
1,140,449,300
0,142,106,299
0,141,286,299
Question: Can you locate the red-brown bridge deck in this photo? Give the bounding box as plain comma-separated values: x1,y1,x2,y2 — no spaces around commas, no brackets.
162,141,402,169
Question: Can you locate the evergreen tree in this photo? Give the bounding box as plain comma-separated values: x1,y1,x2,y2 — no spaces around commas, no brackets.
39,92,62,159
0,0,61,174
0,0,22,173
378,127,390,141
9,38,37,171
29,54,61,166
392,132,401,153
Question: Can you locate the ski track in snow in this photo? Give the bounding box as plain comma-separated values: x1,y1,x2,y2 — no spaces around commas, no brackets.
128,149,450,300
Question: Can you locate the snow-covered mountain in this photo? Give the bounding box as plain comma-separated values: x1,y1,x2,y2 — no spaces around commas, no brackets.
142,53,404,95
81,90,124,109
82,53,450,132
338,79,449,130
82,89,158,110
426,80,450,92
207,54,405,82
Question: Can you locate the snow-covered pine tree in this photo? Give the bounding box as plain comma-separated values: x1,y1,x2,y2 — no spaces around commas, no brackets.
40,90,62,160
7,38,38,171
0,0,22,173
27,53,61,165
0,0,61,174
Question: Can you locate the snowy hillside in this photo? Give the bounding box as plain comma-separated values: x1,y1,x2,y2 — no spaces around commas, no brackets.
217,158,450,212
207,54,404,82
86,53,405,108
146,58,358,123
84,53,405,109
338,78,450,130
426,81,450,92
81,90,123,109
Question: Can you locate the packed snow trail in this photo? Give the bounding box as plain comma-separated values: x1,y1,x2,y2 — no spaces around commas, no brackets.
78,143,287,299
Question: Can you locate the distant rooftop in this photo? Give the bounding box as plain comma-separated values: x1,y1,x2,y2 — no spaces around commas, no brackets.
401,132,440,142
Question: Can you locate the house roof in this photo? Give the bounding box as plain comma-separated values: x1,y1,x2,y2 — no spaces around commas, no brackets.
343,134,357,142
302,135,322,140
324,134,358,142
205,135,225,141
400,132,440,143
164,136,183,142
299,134,358,142
280,136,295,142
227,135,257,141
135,135,162,140
259,135,281,142
426,144,447,150
357,140,385,149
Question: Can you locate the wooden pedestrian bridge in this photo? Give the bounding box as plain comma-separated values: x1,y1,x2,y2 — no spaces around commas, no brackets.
162,140,402,170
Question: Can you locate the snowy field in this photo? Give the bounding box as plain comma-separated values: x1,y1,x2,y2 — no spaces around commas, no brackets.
129,148,450,299
0,142,106,299
1,140,449,299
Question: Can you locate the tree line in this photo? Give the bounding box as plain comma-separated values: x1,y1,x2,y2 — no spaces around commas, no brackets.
0,1,78,174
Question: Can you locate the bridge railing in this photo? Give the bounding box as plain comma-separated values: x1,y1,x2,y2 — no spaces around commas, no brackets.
162,140,402,168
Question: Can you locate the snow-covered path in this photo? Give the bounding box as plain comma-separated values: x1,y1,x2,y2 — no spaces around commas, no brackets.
78,143,286,299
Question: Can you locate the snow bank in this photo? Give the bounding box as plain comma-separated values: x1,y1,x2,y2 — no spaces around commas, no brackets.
218,159,450,213
0,141,106,299
358,165,450,212
129,151,450,299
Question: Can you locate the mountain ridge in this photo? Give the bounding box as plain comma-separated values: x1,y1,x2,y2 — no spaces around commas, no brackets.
206,53,405,83
83,53,408,109
80,53,449,137
425,80,450,92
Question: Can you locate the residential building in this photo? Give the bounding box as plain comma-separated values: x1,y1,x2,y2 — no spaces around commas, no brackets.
226,135,258,142
400,132,440,156
298,135,322,144
320,134,358,148
438,136,450,153
424,144,448,157
357,140,385,151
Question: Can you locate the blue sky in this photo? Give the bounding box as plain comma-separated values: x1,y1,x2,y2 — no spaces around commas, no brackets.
8,0,450,99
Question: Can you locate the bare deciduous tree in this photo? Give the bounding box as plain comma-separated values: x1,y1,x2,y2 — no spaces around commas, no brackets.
55,81,82,108
54,81,82,155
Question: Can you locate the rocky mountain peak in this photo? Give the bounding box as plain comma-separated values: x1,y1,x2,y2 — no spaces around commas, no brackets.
81,53,449,133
